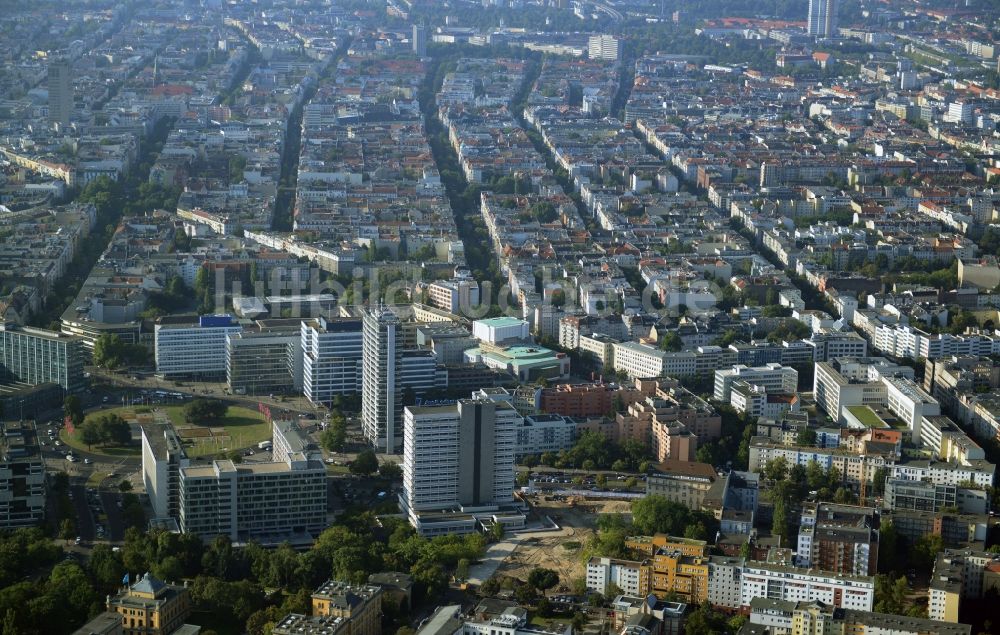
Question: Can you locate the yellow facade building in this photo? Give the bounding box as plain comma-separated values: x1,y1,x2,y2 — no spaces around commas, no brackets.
106,573,191,635
311,580,382,635
623,535,710,602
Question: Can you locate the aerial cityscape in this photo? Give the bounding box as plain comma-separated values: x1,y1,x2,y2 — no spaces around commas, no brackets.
1,0,1000,633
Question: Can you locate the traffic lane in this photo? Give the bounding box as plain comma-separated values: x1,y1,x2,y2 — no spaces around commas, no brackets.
100,490,125,542
69,482,95,541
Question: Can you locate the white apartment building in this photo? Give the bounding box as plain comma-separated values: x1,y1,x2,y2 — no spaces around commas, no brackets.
928,549,998,621
428,279,480,314
401,398,519,536
155,315,242,377
714,363,798,402
888,459,995,488
516,414,575,459
805,331,867,362
883,377,939,439
707,556,744,609
813,357,914,423
613,341,671,379
579,332,618,372
920,415,985,466
301,316,364,405
730,381,800,419
588,35,620,61
749,441,893,485
739,562,874,611
586,557,643,596
872,325,1000,361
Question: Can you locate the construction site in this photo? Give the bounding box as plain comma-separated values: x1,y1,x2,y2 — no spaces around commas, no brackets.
491,494,633,588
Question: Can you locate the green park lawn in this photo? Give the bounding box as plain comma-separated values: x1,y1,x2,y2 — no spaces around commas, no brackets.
160,405,271,457
61,404,271,459
60,407,142,457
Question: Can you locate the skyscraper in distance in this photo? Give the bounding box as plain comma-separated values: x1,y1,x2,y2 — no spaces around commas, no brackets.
362,306,403,453
412,24,427,57
808,0,839,38
47,59,73,128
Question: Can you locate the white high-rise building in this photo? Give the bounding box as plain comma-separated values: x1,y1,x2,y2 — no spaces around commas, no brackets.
141,423,189,521
588,35,620,61
400,398,518,535
301,316,364,405
808,0,839,38
362,307,402,453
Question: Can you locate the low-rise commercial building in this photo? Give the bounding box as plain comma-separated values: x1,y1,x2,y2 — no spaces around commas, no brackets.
884,478,988,515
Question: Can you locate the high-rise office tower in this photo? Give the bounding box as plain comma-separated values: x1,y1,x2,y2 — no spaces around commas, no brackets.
588,35,620,61
808,0,838,38
47,59,73,128
400,398,518,535
412,25,427,57
362,306,402,453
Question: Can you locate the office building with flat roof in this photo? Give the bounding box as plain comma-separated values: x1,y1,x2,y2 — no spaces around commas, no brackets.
301,315,364,405
226,327,301,396
0,321,85,394
177,421,326,542
48,59,73,128
401,398,522,535
70,613,123,635
362,307,402,453
272,614,347,635
140,423,190,522
155,315,242,378
0,420,45,528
